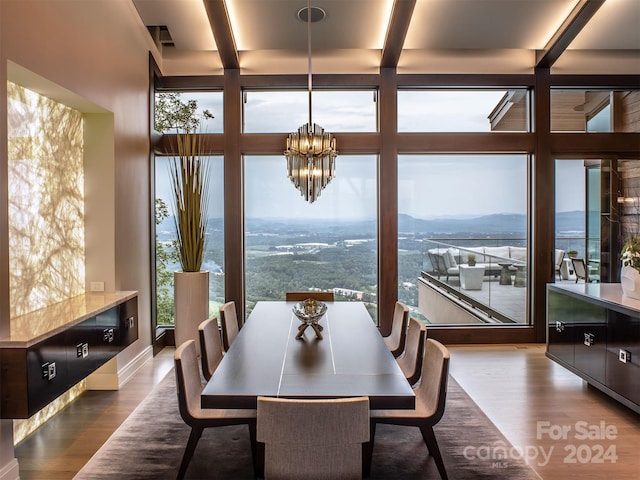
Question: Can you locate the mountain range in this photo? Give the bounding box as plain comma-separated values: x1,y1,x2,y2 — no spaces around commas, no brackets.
160,210,585,237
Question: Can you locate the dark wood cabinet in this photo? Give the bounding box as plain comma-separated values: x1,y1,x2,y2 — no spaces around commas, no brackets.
606,310,640,407
547,290,577,365
547,284,640,414
573,301,607,384
1,293,138,419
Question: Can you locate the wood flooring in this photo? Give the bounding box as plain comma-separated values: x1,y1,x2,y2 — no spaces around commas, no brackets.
13,344,640,480
449,344,640,480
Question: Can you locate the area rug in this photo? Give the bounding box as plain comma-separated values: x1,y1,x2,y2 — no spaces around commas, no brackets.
74,372,541,480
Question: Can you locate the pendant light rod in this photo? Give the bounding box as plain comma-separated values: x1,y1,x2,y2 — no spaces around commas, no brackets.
285,1,336,204
307,0,312,127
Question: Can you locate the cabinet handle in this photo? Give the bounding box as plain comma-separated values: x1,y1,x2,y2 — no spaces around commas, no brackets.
555,321,565,332
103,328,114,343
583,332,595,347
42,362,56,381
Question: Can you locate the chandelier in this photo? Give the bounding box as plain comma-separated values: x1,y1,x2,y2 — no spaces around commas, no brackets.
285,1,337,203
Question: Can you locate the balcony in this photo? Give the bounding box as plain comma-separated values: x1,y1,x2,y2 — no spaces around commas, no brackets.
415,238,596,325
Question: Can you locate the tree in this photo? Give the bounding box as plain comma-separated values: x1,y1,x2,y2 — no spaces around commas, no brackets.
154,92,213,133
155,198,178,326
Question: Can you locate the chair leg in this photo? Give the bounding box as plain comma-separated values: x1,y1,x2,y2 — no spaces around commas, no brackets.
420,425,448,480
177,426,203,480
362,420,376,477
248,421,260,478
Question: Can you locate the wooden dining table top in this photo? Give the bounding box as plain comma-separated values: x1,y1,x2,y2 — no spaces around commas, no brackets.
201,301,415,410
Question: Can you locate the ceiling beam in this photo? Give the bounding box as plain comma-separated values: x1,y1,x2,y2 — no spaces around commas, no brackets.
380,0,417,69
203,0,239,70
536,0,605,69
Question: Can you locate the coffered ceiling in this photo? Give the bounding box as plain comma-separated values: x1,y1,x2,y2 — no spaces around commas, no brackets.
131,0,640,76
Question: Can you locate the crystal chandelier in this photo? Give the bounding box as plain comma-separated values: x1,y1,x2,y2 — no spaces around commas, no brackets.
285,1,337,203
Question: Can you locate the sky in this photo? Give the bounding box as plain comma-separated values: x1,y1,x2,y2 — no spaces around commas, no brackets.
156,91,586,220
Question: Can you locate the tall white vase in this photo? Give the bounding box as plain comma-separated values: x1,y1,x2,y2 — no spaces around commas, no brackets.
174,270,209,356
620,265,640,300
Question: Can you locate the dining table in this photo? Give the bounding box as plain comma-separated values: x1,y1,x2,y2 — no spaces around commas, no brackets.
201,301,415,410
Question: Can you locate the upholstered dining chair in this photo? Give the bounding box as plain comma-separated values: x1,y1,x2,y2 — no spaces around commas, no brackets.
366,338,450,480
382,301,410,358
257,396,369,480
397,317,427,386
554,249,565,280
571,258,599,283
219,301,240,351
197,317,223,381
285,291,335,302
173,340,256,480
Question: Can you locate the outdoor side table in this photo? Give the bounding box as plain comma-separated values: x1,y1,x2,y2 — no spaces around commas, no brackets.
459,265,485,290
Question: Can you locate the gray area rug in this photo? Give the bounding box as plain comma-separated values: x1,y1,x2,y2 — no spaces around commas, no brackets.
74,371,541,479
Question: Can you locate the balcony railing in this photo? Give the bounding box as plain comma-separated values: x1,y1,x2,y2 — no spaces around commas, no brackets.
410,236,593,325
418,239,528,324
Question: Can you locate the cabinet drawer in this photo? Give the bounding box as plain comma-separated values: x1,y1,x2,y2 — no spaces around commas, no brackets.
26,333,69,416
119,296,139,347
606,311,640,405
547,290,576,365
574,321,607,384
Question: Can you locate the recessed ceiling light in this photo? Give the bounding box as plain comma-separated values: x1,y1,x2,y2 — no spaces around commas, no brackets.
297,6,326,23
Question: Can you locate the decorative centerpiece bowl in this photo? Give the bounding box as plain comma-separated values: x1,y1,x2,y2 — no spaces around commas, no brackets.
293,299,327,340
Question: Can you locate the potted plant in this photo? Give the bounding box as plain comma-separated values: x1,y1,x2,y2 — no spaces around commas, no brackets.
157,93,214,354
467,253,476,267
567,250,578,259
621,233,640,300
171,132,212,355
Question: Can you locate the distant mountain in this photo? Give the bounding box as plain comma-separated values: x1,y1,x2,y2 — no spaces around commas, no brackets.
398,213,527,235
399,211,584,236
555,210,585,234
158,211,584,237
244,217,376,236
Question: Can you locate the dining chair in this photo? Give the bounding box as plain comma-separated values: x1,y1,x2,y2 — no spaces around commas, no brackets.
554,249,564,280
197,317,223,381
285,291,335,302
366,338,450,480
173,340,256,480
554,249,565,280
382,301,409,358
257,396,369,480
219,301,240,351
396,317,426,386
571,258,599,283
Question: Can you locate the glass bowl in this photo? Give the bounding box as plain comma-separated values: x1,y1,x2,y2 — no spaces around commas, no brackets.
292,299,327,324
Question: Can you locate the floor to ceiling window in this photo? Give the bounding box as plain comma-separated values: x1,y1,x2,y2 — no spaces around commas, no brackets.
396,89,531,325
150,73,637,344
242,88,378,320
153,91,224,328
549,89,640,285
554,160,587,282
244,155,378,321
398,154,529,325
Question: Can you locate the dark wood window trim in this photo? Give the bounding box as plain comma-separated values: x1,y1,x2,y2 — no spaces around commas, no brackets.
151,68,640,344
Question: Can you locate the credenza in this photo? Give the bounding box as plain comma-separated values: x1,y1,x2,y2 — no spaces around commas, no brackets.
546,283,640,414
0,292,138,419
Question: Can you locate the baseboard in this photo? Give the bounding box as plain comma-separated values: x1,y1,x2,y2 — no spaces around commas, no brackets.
0,458,19,480
86,346,153,390
118,345,154,387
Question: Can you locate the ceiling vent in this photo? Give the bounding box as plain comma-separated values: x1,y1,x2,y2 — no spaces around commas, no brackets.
147,25,174,50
